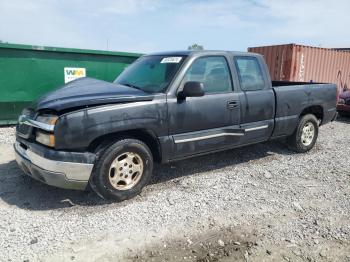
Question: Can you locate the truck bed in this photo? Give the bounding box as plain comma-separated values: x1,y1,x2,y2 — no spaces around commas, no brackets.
272,81,324,87
271,82,337,138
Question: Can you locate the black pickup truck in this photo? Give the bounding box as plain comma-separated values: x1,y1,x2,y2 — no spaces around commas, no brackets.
15,51,337,200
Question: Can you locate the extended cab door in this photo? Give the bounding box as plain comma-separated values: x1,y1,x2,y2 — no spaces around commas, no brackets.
167,56,242,159
232,56,275,144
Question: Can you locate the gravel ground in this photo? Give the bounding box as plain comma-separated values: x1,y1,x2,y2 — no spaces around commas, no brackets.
0,126,15,145
0,118,349,261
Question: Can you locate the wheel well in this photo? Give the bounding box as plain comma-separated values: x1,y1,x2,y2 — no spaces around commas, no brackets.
87,129,162,163
300,105,323,123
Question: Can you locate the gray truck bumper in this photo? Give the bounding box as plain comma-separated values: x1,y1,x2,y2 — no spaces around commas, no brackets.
14,141,94,190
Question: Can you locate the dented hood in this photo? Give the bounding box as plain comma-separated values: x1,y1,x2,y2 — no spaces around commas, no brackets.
33,77,154,112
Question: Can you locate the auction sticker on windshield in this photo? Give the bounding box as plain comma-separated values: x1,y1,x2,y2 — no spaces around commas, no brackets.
161,57,182,63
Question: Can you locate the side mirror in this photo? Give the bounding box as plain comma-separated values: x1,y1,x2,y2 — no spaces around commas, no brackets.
178,81,204,99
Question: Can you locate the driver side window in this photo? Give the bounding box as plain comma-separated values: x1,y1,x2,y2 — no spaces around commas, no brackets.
183,56,232,94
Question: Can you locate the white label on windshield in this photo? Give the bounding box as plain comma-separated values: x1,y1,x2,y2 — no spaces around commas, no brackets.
161,57,182,63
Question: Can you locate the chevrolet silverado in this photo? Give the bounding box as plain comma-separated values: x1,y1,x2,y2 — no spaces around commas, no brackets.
15,51,337,200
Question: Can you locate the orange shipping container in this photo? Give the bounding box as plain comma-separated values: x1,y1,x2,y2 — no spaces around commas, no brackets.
248,44,350,95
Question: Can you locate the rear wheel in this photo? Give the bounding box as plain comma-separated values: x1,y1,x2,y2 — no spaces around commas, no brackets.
287,114,319,153
90,139,153,201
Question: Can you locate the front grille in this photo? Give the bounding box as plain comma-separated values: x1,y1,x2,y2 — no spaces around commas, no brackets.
17,123,32,137
16,108,36,139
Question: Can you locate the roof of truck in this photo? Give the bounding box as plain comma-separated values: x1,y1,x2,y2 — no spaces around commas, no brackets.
146,50,257,56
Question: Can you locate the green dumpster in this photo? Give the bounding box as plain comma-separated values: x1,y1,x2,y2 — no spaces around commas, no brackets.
0,43,141,125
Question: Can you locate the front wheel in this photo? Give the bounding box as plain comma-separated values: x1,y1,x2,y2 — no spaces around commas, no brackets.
90,139,153,201
287,114,319,153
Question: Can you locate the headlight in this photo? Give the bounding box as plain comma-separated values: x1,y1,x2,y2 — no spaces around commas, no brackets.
36,114,58,125
35,114,58,147
36,130,55,147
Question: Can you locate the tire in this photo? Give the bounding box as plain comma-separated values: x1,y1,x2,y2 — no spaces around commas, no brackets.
89,139,153,201
287,114,319,153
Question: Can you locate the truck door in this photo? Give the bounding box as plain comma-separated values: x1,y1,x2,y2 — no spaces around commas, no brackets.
233,56,275,144
167,56,242,159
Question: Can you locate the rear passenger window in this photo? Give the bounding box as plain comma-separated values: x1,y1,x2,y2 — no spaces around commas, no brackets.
234,57,265,91
183,56,232,93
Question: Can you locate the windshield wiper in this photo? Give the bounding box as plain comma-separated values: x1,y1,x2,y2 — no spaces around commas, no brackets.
120,83,143,91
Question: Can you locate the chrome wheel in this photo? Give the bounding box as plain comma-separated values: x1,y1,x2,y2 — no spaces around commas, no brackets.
301,122,315,146
108,152,144,190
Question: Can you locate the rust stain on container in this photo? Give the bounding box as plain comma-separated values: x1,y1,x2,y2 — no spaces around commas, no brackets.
248,44,350,95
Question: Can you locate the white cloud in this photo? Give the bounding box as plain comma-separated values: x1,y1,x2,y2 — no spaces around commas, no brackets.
172,1,258,28
0,0,162,51
0,0,349,52
258,0,350,47
0,0,93,48
96,0,159,15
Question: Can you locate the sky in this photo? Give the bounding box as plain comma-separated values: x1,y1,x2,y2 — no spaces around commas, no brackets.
0,0,349,53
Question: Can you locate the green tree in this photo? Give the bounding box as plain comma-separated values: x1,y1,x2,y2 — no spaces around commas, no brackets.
188,44,204,50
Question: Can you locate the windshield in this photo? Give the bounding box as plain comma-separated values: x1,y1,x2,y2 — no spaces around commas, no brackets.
114,55,186,93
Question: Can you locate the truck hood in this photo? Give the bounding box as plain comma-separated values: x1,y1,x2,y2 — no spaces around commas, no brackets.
33,77,154,112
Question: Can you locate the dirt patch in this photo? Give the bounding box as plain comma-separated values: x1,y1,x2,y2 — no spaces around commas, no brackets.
126,227,255,262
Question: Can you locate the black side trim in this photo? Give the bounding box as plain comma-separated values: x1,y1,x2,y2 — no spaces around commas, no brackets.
168,138,267,162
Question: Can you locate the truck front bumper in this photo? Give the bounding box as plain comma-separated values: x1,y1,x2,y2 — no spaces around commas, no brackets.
14,141,95,190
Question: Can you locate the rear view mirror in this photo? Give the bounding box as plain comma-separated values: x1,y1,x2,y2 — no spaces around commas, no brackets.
178,81,204,99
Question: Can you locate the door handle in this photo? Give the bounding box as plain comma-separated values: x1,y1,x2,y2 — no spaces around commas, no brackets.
227,100,239,109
